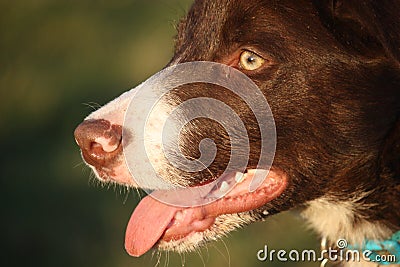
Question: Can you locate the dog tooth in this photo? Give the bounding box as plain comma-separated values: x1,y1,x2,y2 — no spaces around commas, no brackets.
262,210,269,216
219,181,229,193
235,172,245,183
175,211,183,221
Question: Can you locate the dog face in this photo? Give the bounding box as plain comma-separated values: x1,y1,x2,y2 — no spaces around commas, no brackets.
75,0,400,259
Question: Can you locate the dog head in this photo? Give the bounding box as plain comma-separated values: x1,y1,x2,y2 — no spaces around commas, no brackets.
75,0,400,257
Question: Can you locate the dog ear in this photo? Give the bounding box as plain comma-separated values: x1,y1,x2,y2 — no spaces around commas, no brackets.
313,0,400,66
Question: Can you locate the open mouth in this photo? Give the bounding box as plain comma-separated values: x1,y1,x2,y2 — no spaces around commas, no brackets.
74,62,283,256
125,168,287,257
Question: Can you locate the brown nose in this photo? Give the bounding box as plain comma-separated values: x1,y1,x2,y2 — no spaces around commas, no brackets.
74,119,122,166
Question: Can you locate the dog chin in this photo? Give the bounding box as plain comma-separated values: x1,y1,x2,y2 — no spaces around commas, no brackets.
157,212,261,253
87,160,138,187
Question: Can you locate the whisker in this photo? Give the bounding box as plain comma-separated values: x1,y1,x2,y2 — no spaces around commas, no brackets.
154,250,161,267
179,252,186,267
184,155,216,180
73,161,85,169
221,239,231,267
195,247,206,267
82,102,102,111
212,241,230,265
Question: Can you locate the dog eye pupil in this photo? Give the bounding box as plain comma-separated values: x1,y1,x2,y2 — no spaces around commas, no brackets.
247,55,256,63
247,56,255,63
239,50,265,71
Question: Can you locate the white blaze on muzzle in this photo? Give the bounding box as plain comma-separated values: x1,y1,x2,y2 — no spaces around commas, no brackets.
86,85,141,125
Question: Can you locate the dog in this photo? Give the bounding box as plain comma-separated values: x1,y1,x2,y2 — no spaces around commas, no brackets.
74,0,400,266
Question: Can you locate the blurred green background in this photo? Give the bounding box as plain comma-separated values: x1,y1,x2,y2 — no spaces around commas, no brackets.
1,1,320,266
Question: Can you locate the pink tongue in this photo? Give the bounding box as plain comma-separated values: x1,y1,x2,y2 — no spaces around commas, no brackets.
125,196,178,257
125,170,287,257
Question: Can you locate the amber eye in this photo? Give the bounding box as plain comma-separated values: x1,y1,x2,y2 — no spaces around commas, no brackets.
239,50,265,71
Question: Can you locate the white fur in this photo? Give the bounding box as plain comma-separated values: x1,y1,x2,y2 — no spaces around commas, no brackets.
302,197,392,244
302,196,397,267
85,80,183,189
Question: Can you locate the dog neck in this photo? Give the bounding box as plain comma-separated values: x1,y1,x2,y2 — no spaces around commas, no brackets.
302,197,394,244
302,197,399,267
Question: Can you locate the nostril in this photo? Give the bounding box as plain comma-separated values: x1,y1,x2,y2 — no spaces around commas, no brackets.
88,142,109,160
91,136,120,153
74,119,122,165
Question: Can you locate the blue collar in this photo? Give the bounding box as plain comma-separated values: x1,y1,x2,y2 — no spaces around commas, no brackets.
348,231,400,265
